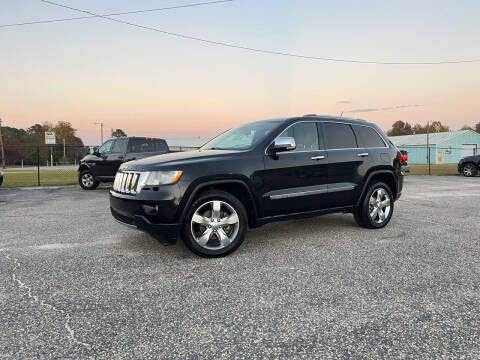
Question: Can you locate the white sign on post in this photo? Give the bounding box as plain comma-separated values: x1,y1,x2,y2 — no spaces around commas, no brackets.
45,131,56,145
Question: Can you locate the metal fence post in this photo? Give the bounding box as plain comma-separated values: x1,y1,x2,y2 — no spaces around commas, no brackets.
37,145,40,186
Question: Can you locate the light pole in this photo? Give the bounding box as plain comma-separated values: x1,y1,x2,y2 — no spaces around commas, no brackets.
426,121,431,176
0,118,5,169
94,122,104,145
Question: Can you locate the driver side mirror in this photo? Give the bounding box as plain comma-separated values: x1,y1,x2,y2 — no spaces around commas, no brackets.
272,137,296,153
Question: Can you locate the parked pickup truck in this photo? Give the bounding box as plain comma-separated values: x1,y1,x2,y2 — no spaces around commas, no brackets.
78,137,170,190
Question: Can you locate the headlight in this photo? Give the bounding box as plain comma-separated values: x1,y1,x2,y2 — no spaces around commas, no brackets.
144,171,183,186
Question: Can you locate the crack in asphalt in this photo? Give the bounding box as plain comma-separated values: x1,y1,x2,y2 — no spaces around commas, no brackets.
0,249,91,349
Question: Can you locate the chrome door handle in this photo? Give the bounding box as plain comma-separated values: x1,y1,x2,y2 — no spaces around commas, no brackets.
311,155,325,160
357,153,369,157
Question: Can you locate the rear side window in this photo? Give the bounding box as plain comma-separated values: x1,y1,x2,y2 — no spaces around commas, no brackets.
353,125,386,148
128,138,168,153
279,122,319,151
323,123,357,149
153,139,169,152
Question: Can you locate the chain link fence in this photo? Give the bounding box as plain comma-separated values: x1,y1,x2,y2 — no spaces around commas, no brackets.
0,144,201,187
1,144,476,187
1,144,89,187
398,145,477,176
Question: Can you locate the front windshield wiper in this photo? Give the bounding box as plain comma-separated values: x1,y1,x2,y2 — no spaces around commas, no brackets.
207,147,228,150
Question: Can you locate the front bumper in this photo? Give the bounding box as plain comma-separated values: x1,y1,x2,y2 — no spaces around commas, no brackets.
109,192,181,240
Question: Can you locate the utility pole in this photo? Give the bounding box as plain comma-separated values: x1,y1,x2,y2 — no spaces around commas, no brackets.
0,118,5,169
426,121,431,176
94,122,104,145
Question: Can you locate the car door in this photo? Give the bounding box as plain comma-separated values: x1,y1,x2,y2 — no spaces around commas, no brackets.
92,139,115,178
262,121,329,217
322,122,368,208
351,123,389,171
104,138,128,178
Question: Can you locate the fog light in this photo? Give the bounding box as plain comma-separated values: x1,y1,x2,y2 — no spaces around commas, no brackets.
141,204,158,216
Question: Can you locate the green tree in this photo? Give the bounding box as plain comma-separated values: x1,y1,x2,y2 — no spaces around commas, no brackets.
411,121,450,134
26,124,45,136
426,121,449,133
412,124,425,134
461,125,473,130
386,121,413,136
111,128,127,138
53,121,82,145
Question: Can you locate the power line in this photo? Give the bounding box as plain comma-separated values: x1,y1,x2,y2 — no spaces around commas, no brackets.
38,0,480,65
0,0,234,28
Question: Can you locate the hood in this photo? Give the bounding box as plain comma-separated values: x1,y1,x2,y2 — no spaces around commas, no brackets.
460,155,479,161
121,149,242,171
80,154,101,162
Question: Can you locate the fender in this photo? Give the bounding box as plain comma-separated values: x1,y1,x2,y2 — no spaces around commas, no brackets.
356,169,397,206
78,163,91,173
178,178,260,225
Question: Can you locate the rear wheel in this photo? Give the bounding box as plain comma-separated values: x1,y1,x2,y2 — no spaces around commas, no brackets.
354,181,394,229
182,190,247,257
462,163,477,177
79,170,99,190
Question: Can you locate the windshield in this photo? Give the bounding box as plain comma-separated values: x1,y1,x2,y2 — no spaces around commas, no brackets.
201,121,280,150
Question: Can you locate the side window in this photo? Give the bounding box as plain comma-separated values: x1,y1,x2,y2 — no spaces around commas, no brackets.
279,122,319,151
353,125,386,148
98,140,114,154
153,140,169,152
128,138,150,153
323,123,357,149
111,138,128,153
128,138,167,153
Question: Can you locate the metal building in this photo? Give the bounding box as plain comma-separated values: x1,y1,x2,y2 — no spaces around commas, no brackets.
389,130,480,164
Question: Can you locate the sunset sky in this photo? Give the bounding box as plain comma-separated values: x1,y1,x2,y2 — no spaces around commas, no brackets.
1,0,479,145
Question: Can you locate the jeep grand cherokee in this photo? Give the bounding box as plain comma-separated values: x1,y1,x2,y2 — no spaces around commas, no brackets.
110,115,404,257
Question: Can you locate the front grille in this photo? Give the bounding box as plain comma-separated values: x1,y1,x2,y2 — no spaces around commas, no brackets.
113,171,141,195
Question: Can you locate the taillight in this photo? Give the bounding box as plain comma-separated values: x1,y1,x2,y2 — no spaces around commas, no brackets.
397,151,402,162
402,154,408,164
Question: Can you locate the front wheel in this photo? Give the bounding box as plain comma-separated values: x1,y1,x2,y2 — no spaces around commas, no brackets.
182,190,248,257
79,170,99,190
462,163,477,177
354,181,394,229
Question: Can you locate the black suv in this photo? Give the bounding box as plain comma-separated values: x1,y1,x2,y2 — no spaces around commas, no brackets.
78,137,169,190
458,155,480,177
110,116,404,257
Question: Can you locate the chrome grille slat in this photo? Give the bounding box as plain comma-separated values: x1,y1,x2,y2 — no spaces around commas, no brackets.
121,173,128,193
131,174,139,194
113,171,143,195
125,173,133,194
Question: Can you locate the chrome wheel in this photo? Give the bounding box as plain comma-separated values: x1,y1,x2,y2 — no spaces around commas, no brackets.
190,200,240,250
81,173,94,187
463,164,475,177
368,188,391,224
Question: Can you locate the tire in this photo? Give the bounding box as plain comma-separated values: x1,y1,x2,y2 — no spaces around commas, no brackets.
354,181,394,229
462,163,477,177
182,190,248,257
79,170,99,190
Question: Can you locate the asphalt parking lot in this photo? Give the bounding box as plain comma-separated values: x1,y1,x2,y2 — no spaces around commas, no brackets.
0,176,479,359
